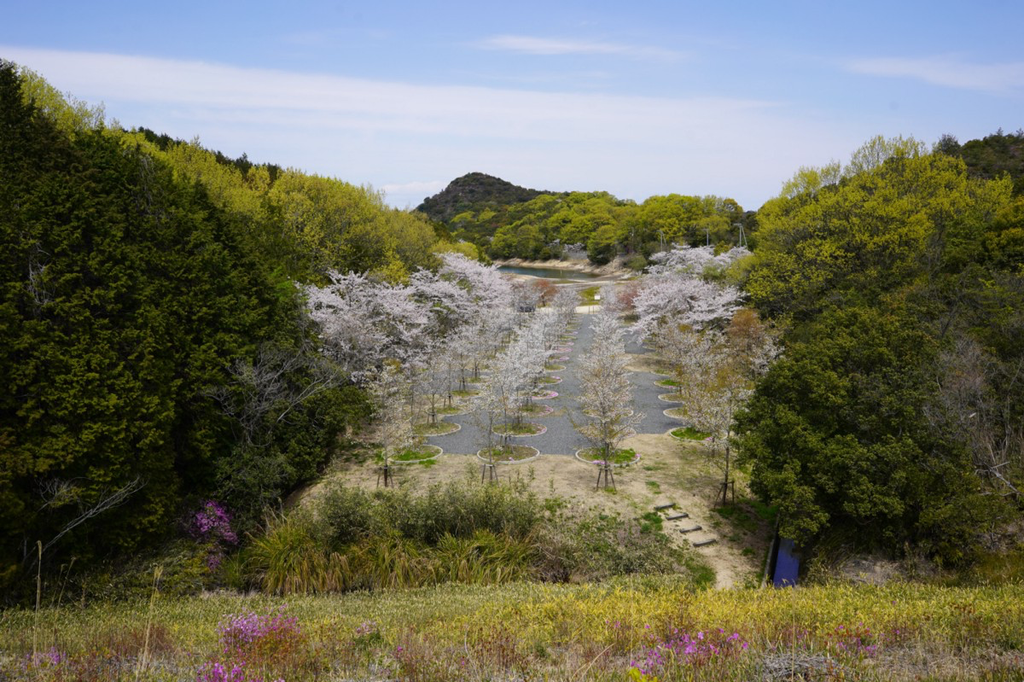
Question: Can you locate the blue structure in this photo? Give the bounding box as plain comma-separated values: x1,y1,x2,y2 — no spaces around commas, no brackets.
770,537,800,587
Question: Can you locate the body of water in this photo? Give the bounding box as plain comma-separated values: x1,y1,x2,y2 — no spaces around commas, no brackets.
497,265,601,280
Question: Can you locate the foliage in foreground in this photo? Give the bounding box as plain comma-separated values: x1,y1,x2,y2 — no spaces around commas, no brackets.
2,581,1023,680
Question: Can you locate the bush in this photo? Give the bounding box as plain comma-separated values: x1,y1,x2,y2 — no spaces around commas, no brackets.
535,510,685,582
394,479,543,544
625,253,648,271
316,485,374,546
242,481,697,595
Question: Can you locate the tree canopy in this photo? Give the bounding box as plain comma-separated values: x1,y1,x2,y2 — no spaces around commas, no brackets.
737,136,1024,562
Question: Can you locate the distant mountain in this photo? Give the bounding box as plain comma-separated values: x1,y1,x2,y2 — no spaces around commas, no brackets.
416,172,552,223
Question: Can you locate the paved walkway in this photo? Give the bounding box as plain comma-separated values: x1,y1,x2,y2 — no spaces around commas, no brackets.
427,310,683,456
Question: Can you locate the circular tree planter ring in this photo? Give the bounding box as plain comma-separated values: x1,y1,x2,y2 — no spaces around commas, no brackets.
476,445,540,464
536,375,562,386
390,444,443,465
413,421,462,436
492,422,547,437
668,427,712,442
574,447,641,468
532,390,559,400
655,379,681,388
663,407,687,420
544,364,566,373
554,356,570,362
658,393,685,403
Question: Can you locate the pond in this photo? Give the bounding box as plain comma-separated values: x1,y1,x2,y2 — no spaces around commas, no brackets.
497,265,602,280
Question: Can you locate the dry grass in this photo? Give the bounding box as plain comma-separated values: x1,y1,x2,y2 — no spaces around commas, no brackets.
3,580,1023,680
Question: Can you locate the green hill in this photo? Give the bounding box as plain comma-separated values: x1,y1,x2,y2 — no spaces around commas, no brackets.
416,172,551,223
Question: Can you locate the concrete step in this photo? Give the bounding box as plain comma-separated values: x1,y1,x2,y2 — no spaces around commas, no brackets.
664,512,689,521
679,525,703,534
693,538,717,548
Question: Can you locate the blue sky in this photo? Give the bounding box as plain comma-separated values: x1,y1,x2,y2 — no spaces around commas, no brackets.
3,1,1022,209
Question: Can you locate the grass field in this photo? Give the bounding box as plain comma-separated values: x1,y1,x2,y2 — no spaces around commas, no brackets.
3,580,1023,680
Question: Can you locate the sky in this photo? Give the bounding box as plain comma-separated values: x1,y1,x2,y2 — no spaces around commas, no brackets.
3,1,1023,210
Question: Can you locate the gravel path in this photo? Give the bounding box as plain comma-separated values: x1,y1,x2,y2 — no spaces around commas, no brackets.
427,309,684,456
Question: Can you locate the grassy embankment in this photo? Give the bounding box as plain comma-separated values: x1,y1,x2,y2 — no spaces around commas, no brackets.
3,580,1023,680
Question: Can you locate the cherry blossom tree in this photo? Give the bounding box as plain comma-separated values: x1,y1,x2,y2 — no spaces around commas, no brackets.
408,268,475,339
551,287,581,328
632,244,748,344
438,252,513,315
517,311,557,410
473,343,525,453
633,275,741,344
305,272,429,380
472,313,554,451
646,243,751,277
670,310,780,504
420,341,452,425
368,361,413,487
574,308,643,490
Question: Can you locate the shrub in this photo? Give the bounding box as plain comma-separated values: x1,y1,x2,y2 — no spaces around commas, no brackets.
242,481,697,594
536,510,684,582
247,515,348,595
315,484,374,546
625,253,648,271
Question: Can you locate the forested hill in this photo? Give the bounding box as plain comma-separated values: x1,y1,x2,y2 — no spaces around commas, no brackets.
416,172,551,223
936,129,1024,195
417,173,748,266
424,130,1024,268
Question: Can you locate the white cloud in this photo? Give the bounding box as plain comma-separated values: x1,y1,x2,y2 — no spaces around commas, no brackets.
2,46,766,141
2,45,861,210
474,35,683,61
848,55,1024,93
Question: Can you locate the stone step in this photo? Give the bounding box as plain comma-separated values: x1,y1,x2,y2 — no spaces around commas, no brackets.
664,512,689,521
654,503,676,511
693,538,717,548
679,525,702,534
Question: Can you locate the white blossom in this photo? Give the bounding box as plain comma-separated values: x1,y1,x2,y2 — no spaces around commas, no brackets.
574,309,643,459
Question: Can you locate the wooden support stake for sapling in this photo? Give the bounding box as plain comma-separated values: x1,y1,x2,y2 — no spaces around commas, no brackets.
481,462,498,483
377,464,392,488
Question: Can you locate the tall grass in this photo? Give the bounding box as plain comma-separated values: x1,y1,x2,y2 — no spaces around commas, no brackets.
3,580,1023,680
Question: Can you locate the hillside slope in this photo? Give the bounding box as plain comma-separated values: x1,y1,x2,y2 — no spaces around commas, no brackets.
416,172,551,222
